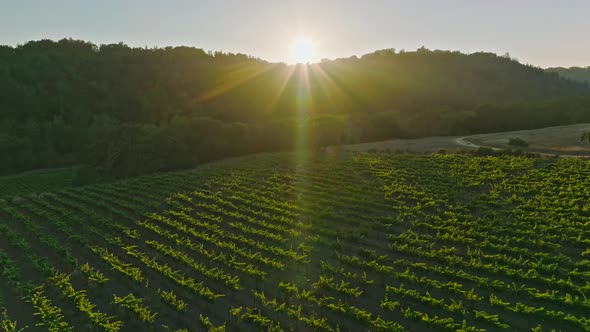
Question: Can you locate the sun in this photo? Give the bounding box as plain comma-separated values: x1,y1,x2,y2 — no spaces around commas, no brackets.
290,38,315,64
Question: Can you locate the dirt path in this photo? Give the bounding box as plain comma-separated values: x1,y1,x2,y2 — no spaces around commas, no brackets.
455,137,500,151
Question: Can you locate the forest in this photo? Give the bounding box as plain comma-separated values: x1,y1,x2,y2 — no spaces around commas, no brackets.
547,66,590,84
1,38,590,178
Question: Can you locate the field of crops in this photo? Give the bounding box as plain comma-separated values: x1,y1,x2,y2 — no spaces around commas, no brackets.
1,152,589,331
0,168,76,199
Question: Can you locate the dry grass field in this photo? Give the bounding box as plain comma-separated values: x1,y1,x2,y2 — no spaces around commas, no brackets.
466,123,590,156
344,123,590,156
343,136,469,154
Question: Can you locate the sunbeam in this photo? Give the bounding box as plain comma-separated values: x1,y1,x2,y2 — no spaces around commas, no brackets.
263,65,296,114
198,62,276,103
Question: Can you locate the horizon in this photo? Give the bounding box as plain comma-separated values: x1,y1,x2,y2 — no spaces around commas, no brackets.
1,0,590,68
9,37,580,69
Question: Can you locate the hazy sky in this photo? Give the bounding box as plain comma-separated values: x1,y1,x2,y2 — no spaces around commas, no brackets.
1,0,589,67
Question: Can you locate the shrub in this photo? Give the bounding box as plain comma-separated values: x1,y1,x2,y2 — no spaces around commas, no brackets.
508,137,528,147
525,152,541,158
472,147,495,156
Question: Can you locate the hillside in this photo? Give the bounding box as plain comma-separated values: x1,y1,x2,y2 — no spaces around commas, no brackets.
343,123,590,156
0,167,76,199
465,123,590,156
2,39,590,177
547,66,590,85
1,152,589,331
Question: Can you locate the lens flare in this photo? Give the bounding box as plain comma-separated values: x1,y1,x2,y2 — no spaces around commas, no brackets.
290,38,315,64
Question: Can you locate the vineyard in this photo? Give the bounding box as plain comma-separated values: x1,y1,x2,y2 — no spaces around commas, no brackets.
1,152,589,331
0,168,76,199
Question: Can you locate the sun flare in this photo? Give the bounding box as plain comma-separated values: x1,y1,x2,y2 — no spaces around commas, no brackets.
290,38,315,64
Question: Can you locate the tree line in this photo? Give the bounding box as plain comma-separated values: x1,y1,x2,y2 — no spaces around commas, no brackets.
1,39,589,179
547,66,590,85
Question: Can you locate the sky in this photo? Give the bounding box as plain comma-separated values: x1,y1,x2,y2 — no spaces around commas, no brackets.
1,0,589,67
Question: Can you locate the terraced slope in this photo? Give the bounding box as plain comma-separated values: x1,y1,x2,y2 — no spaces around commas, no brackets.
0,152,589,331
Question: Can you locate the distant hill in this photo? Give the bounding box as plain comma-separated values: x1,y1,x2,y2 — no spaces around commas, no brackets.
1,39,590,177
547,66,590,85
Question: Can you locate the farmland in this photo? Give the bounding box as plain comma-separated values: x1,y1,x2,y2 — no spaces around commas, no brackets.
1,152,590,331
0,168,76,199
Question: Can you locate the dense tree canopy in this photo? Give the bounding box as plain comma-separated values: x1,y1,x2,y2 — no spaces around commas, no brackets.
547,66,590,85
1,38,589,178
